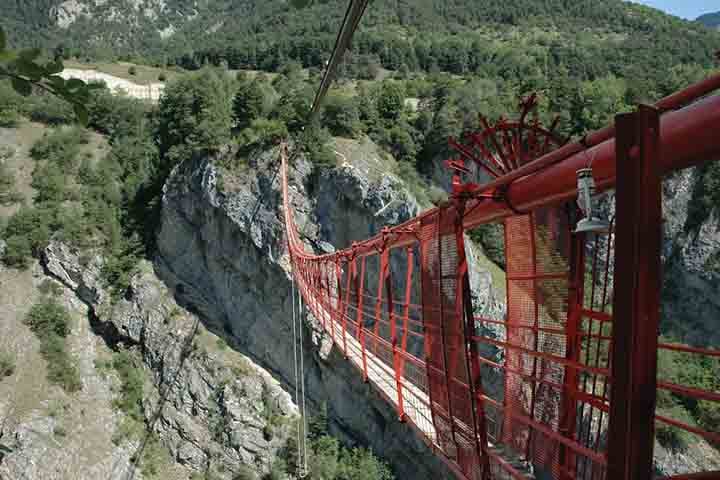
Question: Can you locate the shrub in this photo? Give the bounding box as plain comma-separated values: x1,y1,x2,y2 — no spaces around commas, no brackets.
0,107,20,127
0,161,22,205
31,163,69,204
2,206,55,267
394,161,430,206
300,124,334,167
141,433,172,478
469,223,506,268
2,234,33,268
26,94,74,125
0,80,22,127
323,93,362,138
237,118,288,149
158,73,166,82
656,404,695,449
38,279,64,297
128,66,137,76
233,465,258,480
0,350,15,378
112,349,145,422
30,127,87,168
25,298,81,392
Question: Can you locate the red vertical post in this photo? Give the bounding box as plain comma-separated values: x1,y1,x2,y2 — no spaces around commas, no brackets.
401,247,414,363
380,247,402,421
335,259,343,343
396,245,414,423
342,257,354,358
456,200,491,479
559,231,586,480
358,256,369,382
326,263,335,338
375,249,388,355
607,105,662,480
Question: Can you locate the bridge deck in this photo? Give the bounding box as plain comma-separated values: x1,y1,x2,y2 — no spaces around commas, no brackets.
300,284,536,480
301,286,437,443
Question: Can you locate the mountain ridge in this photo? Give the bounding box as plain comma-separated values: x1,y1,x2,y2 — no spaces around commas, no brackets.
697,11,720,29
2,0,718,84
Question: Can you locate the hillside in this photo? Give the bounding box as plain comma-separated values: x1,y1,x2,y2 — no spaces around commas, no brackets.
3,0,719,90
697,11,720,29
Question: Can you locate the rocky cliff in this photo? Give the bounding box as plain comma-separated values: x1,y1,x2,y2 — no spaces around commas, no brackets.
1,241,298,480
153,146,508,479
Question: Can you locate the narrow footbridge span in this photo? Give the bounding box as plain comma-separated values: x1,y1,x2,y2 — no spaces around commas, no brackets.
281,75,720,480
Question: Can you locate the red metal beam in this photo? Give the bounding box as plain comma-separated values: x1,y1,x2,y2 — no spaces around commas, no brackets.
463,92,720,227
606,105,662,480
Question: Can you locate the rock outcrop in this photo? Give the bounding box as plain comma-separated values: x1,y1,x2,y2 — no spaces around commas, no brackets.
37,242,297,479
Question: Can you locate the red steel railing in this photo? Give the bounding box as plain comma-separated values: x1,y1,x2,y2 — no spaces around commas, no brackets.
280,74,720,480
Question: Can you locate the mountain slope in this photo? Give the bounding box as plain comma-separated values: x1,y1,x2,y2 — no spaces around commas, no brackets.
2,0,719,88
697,11,720,29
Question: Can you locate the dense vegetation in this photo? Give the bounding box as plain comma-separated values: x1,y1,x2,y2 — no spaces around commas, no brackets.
276,405,393,480
656,338,720,449
4,1,719,91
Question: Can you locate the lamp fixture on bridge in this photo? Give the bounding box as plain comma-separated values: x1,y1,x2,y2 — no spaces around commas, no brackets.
574,167,610,234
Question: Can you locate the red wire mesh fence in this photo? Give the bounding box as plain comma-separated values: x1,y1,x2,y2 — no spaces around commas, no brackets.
279,75,720,480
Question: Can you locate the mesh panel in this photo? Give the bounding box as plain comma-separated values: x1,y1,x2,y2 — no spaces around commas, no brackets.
420,207,484,478
502,208,572,478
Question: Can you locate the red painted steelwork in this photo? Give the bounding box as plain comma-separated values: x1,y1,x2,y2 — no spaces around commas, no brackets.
280,74,720,480
606,106,662,480
289,86,720,263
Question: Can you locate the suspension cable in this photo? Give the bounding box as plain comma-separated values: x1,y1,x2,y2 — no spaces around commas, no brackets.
291,273,304,475
298,288,309,477
247,0,369,228
309,0,370,121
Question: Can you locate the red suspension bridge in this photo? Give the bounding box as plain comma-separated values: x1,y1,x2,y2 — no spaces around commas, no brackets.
281,73,720,480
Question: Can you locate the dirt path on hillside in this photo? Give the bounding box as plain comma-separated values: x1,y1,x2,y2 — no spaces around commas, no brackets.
60,69,165,102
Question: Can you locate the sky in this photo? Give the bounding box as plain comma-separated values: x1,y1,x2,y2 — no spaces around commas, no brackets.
630,0,717,20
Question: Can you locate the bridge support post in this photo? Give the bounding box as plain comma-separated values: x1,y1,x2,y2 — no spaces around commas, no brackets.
358,256,369,382
607,105,662,480
342,257,354,359
396,246,414,422
456,200,492,480
558,231,586,480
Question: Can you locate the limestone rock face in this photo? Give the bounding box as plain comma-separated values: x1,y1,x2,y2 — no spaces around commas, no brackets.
661,169,720,348
155,147,508,478
38,241,296,479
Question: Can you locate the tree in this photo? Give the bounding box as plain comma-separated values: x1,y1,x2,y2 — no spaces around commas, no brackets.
323,93,361,138
576,75,630,132
388,124,417,162
0,26,99,123
157,68,236,167
233,79,265,128
377,81,405,120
